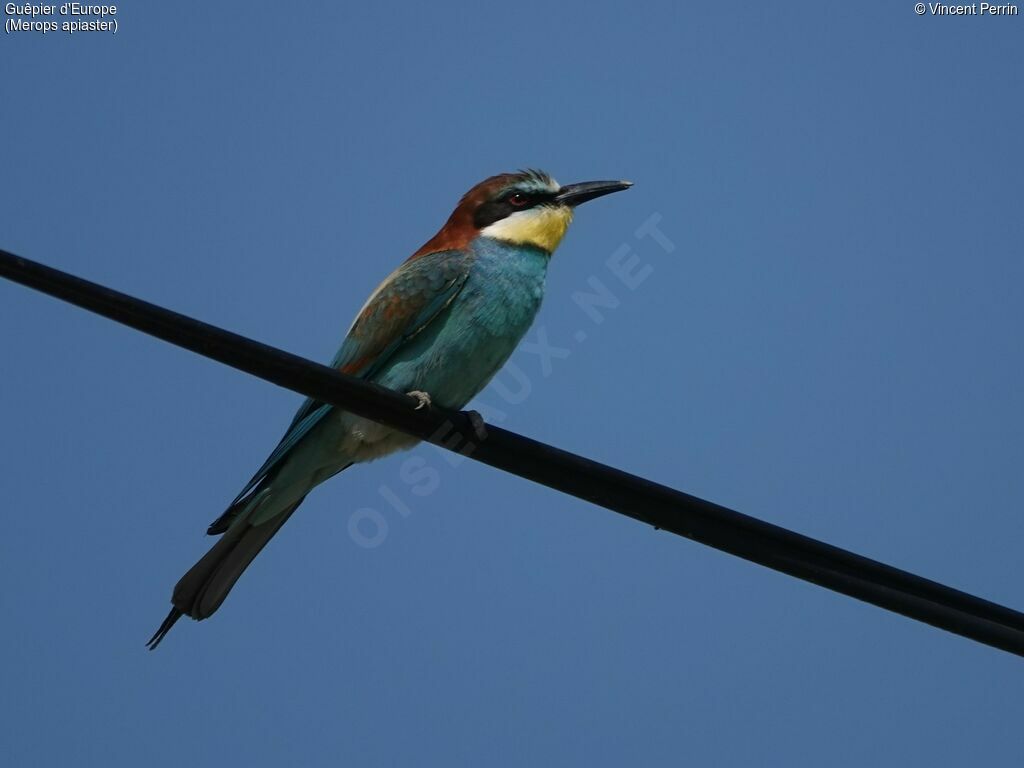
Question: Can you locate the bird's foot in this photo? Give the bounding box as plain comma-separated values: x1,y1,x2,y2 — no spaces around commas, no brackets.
466,410,488,442
406,390,432,410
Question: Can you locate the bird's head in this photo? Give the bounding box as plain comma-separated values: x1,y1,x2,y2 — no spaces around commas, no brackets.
412,170,632,258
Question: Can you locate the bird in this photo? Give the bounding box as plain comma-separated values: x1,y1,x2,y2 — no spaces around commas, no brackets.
146,169,632,649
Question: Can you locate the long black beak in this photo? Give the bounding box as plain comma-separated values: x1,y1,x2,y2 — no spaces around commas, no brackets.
555,179,633,207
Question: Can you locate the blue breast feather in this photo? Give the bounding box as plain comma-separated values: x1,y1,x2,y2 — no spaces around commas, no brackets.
230,236,549,504
373,236,550,407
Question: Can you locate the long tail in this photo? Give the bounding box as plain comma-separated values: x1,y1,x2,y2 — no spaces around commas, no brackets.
146,496,306,650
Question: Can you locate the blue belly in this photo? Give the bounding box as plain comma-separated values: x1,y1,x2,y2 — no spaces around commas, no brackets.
373,237,549,408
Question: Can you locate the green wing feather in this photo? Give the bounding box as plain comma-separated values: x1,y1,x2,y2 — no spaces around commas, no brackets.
208,250,472,533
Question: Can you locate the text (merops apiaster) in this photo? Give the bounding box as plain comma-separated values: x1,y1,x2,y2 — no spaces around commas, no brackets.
927,2,1019,13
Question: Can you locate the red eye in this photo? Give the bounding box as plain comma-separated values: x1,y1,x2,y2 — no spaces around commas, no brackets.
508,193,529,207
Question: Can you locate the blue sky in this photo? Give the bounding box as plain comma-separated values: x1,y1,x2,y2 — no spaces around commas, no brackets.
2,2,1022,765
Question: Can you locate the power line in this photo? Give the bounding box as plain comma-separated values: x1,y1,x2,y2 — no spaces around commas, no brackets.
3,246,1023,658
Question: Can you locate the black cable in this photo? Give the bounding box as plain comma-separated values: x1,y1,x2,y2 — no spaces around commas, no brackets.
3,247,1023,658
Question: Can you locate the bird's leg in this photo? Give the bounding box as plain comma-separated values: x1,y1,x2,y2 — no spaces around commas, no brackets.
465,410,488,442
406,390,432,410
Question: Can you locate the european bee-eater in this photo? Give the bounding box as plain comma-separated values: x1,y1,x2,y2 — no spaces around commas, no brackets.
147,170,632,648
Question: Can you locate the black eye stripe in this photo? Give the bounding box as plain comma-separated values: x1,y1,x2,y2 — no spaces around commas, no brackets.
474,190,556,228
474,200,517,228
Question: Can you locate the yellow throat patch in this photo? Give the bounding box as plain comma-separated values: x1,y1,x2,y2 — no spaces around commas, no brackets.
480,205,574,253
